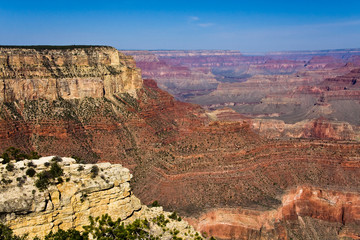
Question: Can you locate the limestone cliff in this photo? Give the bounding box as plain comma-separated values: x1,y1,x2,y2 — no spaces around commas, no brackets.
0,156,200,239
0,46,142,101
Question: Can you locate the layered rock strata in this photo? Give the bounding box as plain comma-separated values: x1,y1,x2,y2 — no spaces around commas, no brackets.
124,50,360,141
1,47,360,239
0,156,140,237
0,156,200,239
188,186,360,239
0,46,142,101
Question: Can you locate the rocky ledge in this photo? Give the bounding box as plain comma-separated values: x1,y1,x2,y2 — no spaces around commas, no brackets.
0,46,142,101
0,156,200,239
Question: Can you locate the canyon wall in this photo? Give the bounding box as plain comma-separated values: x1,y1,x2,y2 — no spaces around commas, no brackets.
189,186,360,239
0,46,142,101
124,49,360,141
1,47,360,239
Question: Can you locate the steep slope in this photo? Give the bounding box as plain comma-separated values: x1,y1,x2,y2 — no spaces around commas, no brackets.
0,46,360,239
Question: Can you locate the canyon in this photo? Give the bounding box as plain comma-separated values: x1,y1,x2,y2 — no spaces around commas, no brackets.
0,46,359,239
123,49,360,141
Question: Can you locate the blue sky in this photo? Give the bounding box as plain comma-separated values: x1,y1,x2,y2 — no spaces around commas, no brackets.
1,0,360,52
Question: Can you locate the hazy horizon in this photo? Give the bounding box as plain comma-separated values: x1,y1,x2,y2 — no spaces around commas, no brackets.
1,0,360,52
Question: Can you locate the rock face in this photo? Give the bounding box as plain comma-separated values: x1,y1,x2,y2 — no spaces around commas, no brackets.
0,156,200,239
0,46,142,101
0,156,141,237
1,46,360,239
124,49,360,141
189,186,360,240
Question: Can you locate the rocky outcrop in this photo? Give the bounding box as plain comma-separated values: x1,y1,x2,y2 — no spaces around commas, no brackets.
188,186,360,240
251,118,360,141
0,46,142,101
0,156,140,237
0,156,200,239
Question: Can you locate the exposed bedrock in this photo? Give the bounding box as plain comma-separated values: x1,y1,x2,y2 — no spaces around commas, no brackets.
0,46,142,101
188,186,360,240
0,47,360,239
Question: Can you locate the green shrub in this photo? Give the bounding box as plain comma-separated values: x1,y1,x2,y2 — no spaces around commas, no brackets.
43,229,88,240
51,156,63,163
27,161,36,168
169,211,182,221
83,214,153,239
50,162,63,178
1,152,10,164
1,178,12,184
152,214,169,227
26,168,36,177
35,163,63,191
35,171,52,191
6,163,15,171
90,165,99,178
150,200,160,207
1,147,41,163
28,151,41,160
72,155,86,164
0,223,27,240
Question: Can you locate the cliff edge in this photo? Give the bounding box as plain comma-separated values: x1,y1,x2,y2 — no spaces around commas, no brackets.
0,46,142,101
0,156,201,239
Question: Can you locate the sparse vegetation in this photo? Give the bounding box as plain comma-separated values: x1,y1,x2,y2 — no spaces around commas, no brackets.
90,165,99,178
35,162,64,191
0,223,27,240
26,168,36,177
27,161,36,168
150,200,160,207
0,147,41,163
51,156,62,163
0,212,206,240
169,211,182,221
72,155,86,164
6,163,15,171
152,214,169,227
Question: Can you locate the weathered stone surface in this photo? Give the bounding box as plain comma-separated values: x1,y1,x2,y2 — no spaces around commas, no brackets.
0,157,200,239
0,156,141,238
0,46,142,101
188,186,360,240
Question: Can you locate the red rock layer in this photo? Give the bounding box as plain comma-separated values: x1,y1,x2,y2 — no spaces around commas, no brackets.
1,47,360,239
188,186,360,239
0,79,360,239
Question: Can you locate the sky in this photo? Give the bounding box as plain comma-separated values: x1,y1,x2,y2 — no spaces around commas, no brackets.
1,0,360,52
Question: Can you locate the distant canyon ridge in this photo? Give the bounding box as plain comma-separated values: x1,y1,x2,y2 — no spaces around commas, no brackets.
123,49,360,141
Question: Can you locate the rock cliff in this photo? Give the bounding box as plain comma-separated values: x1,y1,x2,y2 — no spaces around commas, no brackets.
188,186,360,239
0,156,200,239
0,46,142,101
1,46,360,239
